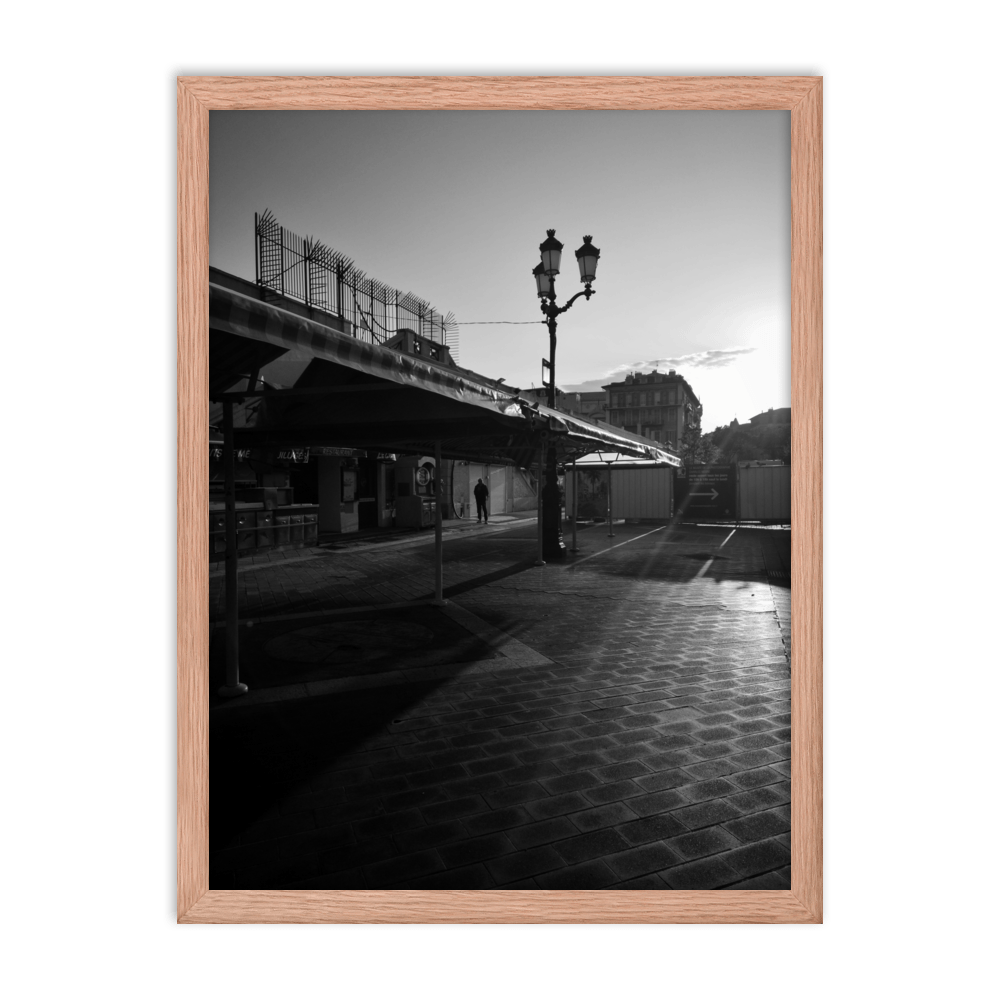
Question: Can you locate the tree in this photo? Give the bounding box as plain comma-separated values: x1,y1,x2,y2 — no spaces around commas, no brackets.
705,419,790,464
678,425,721,466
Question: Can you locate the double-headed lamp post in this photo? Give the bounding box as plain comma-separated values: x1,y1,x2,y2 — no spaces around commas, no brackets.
532,229,601,560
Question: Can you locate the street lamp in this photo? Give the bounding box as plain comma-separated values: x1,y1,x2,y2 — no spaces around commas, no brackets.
533,228,601,560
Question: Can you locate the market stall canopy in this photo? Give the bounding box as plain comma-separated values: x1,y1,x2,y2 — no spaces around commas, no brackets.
210,279,680,468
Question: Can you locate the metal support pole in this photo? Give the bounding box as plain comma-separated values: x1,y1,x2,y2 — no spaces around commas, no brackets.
535,443,545,566
432,439,446,605
570,456,579,552
218,400,248,697
541,313,565,560
607,462,615,538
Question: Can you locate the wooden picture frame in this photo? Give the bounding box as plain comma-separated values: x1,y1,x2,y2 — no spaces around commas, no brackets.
178,75,822,923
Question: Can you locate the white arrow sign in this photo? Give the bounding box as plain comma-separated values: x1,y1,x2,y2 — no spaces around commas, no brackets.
689,488,720,500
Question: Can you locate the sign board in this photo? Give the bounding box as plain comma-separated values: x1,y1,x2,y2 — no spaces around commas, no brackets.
314,446,364,458
675,464,736,518
341,468,357,502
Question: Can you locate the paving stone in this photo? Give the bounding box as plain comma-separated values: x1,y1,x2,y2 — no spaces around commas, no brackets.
535,860,620,889
486,846,564,885
642,749,701,771
729,766,784,790
726,869,791,890
438,773,507,798
727,748,784,769
407,764,468,788
568,801,639,832
552,829,632,865
723,808,791,843
529,730,579,748
732,732,785,750
525,792,591,820
680,778,740,803
421,796,489,824
465,753,521,776
499,761,566,785
397,863,497,889
697,713,739,726
673,799,744,830
483,782,549,809
593,760,650,782
438,833,515,868
617,814,688,846
277,868,367,890
728,786,788,813
353,809,426,840
693,725,742,743
626,789,687,817
634,768,691,792
394,821,468,854
612,727,662,745
582,779,644,806
363,849,444,887
381,787,448,812
463,807,532,836
664,827,742,861
540,771,603,795
605,842,682,881
576,721,627,737
718,838,791,878
319,840,410,874
648,733,700,751
661,856,743,889
516,745,573,765
685,741,739,761
506,817,580,850
613,873,671,889
602,744,654,763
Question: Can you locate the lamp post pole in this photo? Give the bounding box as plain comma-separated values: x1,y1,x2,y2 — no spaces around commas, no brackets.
532,229,601,560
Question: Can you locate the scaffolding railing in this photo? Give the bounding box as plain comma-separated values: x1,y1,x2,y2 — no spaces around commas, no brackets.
255,209,459,358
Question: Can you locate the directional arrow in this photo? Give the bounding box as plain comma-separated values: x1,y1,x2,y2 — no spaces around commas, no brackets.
689,488,720,500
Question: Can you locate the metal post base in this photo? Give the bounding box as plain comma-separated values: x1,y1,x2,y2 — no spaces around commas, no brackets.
217,683,249,698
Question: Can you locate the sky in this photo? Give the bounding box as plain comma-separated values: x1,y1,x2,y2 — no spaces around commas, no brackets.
209,110,790,431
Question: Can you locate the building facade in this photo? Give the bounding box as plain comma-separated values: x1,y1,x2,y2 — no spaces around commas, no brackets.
559,390,608,424
603,369,702,447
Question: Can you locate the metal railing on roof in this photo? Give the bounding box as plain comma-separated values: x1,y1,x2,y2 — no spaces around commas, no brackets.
254,209,459,359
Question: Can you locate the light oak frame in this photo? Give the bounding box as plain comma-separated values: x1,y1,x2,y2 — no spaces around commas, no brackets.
178,76,822,923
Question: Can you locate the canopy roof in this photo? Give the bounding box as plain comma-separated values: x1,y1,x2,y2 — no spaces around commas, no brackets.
210,280,680,468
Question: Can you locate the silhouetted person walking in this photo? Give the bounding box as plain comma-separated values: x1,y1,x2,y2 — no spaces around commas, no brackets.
473,478,489,523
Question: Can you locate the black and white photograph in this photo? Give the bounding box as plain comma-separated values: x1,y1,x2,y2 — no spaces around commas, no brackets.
208,109,794,891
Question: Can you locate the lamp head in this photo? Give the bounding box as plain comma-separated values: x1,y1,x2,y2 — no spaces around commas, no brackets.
539,229,564,276
575,235,600,283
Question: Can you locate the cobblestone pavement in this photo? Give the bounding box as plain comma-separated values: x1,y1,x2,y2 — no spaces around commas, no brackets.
211,521,791,890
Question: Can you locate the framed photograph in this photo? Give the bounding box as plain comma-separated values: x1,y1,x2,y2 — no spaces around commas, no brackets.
178,76,822,923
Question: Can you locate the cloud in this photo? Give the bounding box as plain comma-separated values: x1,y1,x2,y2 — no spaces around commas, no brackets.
561,347,757,393
604,347,757,375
